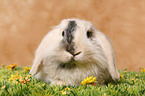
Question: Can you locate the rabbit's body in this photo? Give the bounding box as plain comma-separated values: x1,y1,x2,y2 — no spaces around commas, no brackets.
30,18,120,86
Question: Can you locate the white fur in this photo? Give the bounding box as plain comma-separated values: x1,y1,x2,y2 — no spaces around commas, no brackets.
30,18,120,86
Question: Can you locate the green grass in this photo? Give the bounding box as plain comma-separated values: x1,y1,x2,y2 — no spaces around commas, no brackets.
0,65,145,96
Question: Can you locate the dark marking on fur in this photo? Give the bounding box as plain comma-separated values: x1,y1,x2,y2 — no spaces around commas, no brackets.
66,21,76,43
64,21,77,55
59,63,76,69
58,61,77,69
58,58,77,69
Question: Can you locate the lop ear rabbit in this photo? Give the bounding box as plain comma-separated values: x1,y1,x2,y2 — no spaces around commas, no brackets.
30,18,120,86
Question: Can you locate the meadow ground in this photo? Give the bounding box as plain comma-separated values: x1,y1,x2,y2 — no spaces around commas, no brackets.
0,64,145,96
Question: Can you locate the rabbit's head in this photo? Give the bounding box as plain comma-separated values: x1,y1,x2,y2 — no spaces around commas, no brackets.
52,18,107,69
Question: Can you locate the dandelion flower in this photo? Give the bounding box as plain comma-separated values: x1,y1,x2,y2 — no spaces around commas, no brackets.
11,74,20,80
9,77,14,81
24,67,31,72
124,71,127,73
19,76,26,84
135,74,138,77
42,84,45,87
25,76,30,82
119,73,123,78
140,67,145,72
65,87,71,91
9,74,20,81
7,64,17,70
27,75,32,78
130,81,134,85
81,76,97,86
103,93,107,96
61,90,67,95
131,78,134,81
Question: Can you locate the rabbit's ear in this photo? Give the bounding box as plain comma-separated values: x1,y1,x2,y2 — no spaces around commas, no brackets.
95,31,120,81
30,56,44,75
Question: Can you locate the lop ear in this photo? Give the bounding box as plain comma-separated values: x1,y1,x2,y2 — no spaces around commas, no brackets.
95,31,120,82
29,28,59,76
30,56,44,75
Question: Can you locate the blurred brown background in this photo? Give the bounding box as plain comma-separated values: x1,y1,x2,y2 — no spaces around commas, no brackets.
0,0,145,71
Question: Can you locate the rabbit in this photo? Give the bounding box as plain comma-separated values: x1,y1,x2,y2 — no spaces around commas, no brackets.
30,18,120,86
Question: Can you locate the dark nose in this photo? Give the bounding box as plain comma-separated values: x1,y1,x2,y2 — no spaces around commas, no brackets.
66,46,81,57
66,44,75,56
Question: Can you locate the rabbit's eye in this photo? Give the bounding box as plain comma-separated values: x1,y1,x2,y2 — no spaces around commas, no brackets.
62,31,65,37
87,30,92,38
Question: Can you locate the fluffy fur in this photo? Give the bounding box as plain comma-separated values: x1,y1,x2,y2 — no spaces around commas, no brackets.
30,18,120,86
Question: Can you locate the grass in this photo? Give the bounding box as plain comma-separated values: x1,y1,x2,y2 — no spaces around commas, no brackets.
0,64,145,96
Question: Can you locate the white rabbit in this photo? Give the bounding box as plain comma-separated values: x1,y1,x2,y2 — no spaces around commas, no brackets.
30,18,120,86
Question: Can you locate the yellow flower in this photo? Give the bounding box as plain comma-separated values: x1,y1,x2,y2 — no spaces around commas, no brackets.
135,74,138,77
124,71,127,73
42,84,45,87
12,74,20,80
9,74,32,84
25,77,30,82
27,75,32,78
103,93,107,96
140,67,145,72
24,67,31,72
81,76,97,86
131,78,134,81
65,87,71,91
25,75,32,84
9,78,14,81
7,64,17,70
119,73,123,78
130,82,134,84
9,74,20,81
19,76,26,84
61,90,67,95
1,85,6,89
